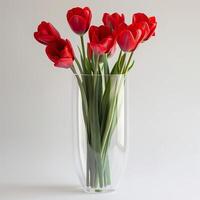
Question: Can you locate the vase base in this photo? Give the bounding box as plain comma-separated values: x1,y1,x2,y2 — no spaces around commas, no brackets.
83,186,115,194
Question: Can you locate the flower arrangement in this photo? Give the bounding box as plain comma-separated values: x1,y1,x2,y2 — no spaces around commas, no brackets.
34,7,157,192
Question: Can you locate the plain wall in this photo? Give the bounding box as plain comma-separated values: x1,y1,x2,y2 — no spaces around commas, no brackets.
1,0,200,199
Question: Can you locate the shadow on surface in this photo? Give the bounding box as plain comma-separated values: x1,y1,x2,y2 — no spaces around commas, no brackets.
0,184,84,198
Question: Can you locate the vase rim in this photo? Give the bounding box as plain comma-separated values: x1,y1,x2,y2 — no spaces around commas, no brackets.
73,73,127,77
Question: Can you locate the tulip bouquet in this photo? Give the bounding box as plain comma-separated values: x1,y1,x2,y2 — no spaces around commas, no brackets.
34,7,157,192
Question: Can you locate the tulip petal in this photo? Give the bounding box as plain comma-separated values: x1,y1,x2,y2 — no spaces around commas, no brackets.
129,22,150,42
48,23,61,38
83,7,92,22
87,43,93,59
45,39,74,67
108,41,116,57
54,58,74,68
98,25,111,40
102,13,111,27
148,16,157,38
67,7,83,20
117,30,137,52
146,23,157,40
34,33,59,45
149,17,157,25
131,14,157,41
90,43,107,55
34,32,47,45
67,7,91,35
112,13,125,25
100,37,115,53
65,39,75,59
132,13,149,24
34,21,60,45
89,26,99,42
89,25,116,55
102,12,125,31
68,15,87,34
46,44,60,63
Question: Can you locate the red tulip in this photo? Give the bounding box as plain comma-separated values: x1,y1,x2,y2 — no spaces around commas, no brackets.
117,23,143,52
67,7,92,35
132,13,157,41
102,13,125,31
89,25,116,55
46,39,74,68
34,21,61,45
130,21,150,43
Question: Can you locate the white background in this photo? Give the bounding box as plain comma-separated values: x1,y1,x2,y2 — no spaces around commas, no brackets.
1,0,200,199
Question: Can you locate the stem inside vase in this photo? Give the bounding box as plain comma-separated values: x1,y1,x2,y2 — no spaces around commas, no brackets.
79,75,124,191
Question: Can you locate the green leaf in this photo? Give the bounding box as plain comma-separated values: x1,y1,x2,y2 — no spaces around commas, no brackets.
119,53,127,73
111,62,119,74
78,46,90,74
127,60,135,71
85,58,93,73
102,55,110,74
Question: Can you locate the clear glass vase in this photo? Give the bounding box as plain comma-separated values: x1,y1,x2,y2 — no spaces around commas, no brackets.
72,74,128,193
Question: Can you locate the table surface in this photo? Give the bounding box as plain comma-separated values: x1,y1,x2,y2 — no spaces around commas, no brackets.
1,168,200,200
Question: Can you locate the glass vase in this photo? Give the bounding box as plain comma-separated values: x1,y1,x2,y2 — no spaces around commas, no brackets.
72,74,128,193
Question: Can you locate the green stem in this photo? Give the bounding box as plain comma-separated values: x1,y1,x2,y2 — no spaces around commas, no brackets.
94,55,99,74
111,50,123,74
86,143,90,186
80,35,86,61
71,66,88,125
75,57,83,74
101,75,124,158
104,154,111,185
123,52,133,73
117,50,122,71
119,50,122,59
93,55,100,87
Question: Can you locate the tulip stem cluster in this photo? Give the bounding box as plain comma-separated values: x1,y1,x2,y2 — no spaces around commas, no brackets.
34,6,157,191
73,38,132,190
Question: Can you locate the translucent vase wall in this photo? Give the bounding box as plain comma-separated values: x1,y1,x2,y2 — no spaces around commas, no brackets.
72,74,128,193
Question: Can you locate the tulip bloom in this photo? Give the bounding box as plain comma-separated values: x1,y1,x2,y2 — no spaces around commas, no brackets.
46,39,74,68
102,13,125,31
89,25,116,55
117,23,143,52
67,7,92,35
132,13,157,41
34,21,61,45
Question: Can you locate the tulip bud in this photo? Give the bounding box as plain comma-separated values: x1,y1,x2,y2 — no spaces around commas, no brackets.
88,25,116,55
67,7,92,35
34,21,61,45
132,13,157,41
102,12,125,31
46,39,74,68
